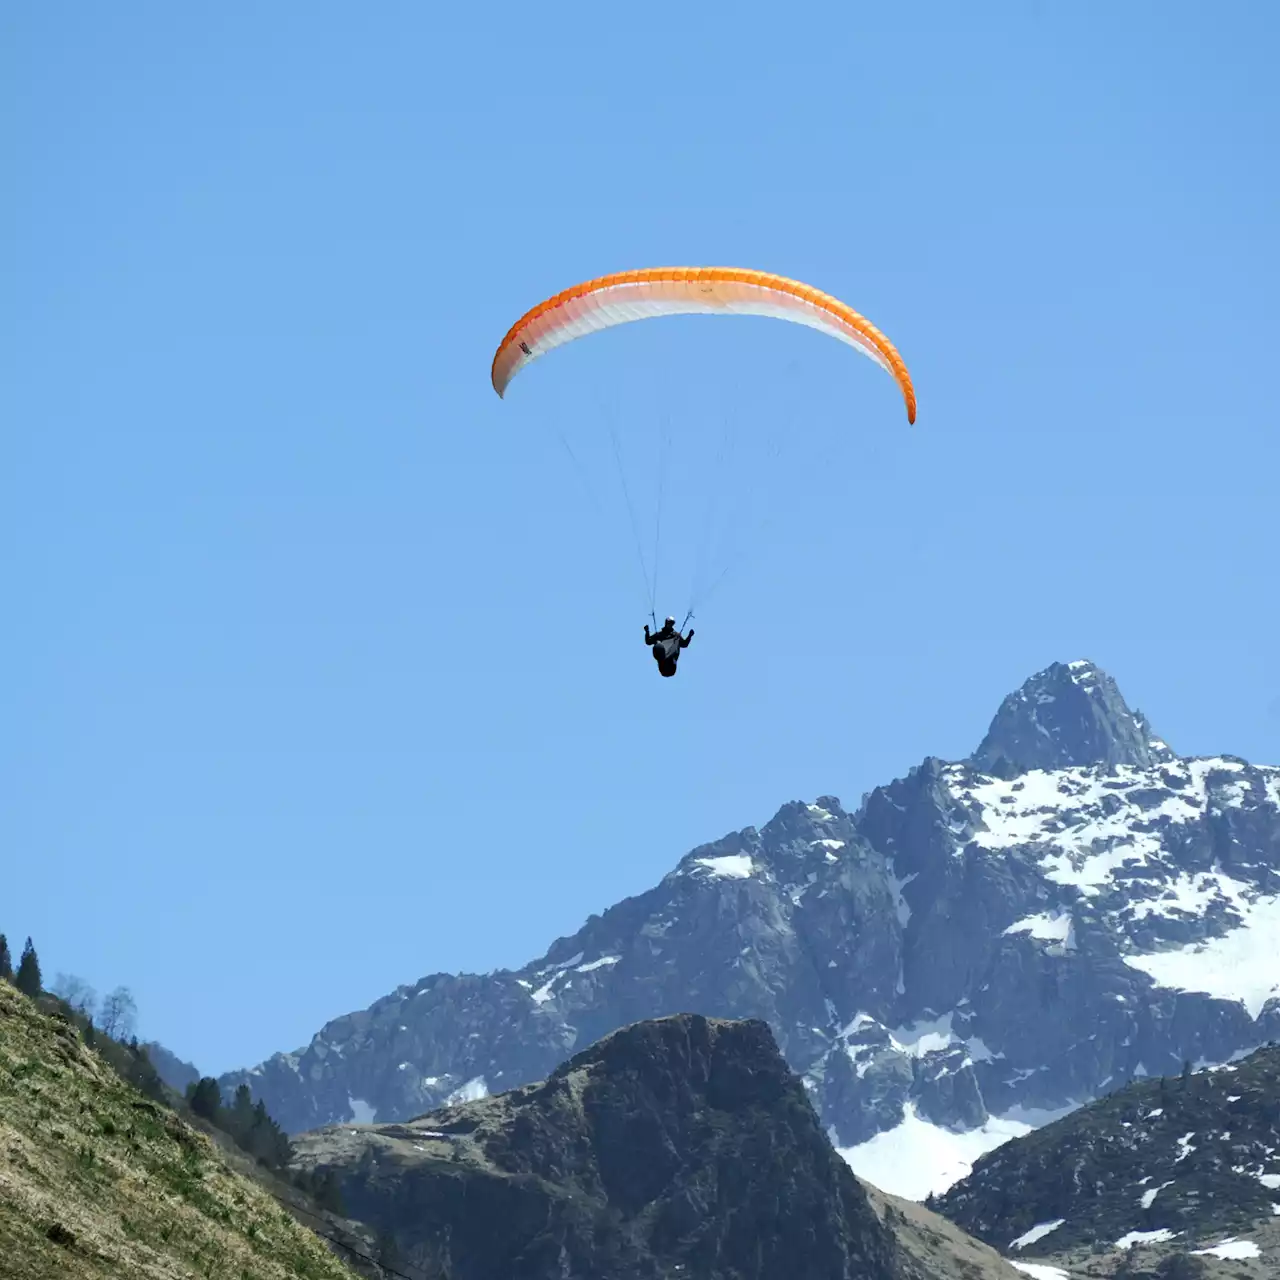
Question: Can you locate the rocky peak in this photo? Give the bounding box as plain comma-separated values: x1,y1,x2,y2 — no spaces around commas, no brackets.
291,1014,917,1280
970,659,1175,778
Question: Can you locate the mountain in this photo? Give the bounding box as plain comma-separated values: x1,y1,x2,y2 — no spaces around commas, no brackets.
289,1011,1022,1280
971,660,1175,778
219,659,1280,1200
935,1044,1280,1274
0,979,362,1280
142,1039,202,1095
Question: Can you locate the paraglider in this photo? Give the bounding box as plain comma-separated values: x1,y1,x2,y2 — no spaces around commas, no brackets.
491,266,916,423
491,267,916,675
645,615,694,678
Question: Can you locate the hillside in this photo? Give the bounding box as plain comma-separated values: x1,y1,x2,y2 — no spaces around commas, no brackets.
936,1045,1280,1269
0,980,362,1280
217,659,1280,1200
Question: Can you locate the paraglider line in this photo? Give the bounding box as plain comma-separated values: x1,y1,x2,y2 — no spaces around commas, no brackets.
609,424,656,618
652,416,670,622
688,516,774,614
689,415,730,611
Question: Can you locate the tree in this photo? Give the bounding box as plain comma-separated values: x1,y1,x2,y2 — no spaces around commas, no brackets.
51,973,98,1019
187,1077,223,1122
15,937,42,998
245,1099,293,1169
1180,1059,1193,1087
0,934,12,982
230,1084,256,1142
99,986,137,1041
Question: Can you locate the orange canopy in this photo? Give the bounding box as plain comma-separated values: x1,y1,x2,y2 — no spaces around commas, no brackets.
491,266,916,424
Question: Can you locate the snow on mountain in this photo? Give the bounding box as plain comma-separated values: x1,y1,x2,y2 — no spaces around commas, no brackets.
833,1102,1072,1202
1009,1264,1069,1280
936,1043,1280,1261
219,659,1280,1204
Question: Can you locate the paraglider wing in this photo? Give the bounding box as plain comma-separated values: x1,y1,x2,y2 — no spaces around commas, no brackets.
490,266,916,423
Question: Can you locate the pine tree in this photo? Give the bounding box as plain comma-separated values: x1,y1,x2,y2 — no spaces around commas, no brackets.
231,1084,256,1144
244,1099,292,1169
0,934,12,982
187,1077,223,1121
15,937,42,998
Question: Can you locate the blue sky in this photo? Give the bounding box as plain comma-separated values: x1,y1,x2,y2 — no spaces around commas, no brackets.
4,2,1277,1077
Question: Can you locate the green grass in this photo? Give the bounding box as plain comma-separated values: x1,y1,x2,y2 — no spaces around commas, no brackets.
0,981,362,1280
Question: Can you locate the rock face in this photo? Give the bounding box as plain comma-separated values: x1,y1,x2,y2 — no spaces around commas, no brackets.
935,1043,1280,1259
222,659,1280,1198
971,659,1175,777
289,1014,911,1280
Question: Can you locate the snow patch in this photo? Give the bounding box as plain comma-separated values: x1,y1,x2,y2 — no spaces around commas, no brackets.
889,872,917,927
1116,1229,1177,1250
1124,882,1280,1018
694,854,756,879
1004,912,1075,947
879,1013,1010,1069
347,1097,377,1125
837,1102,1042,1200
1011,1264,1071,1280
1140,1180,1173,1209
949,760,1250,898
1010,1220,1066,1250
445,1076,488,1104
967,1036,1001,1063
575,955,620,973
1193,1240,1261,1261
891,1013,957,1058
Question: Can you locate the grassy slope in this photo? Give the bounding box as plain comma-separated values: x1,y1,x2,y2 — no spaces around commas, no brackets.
859,1179,1026,1280
0,981,361,1280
